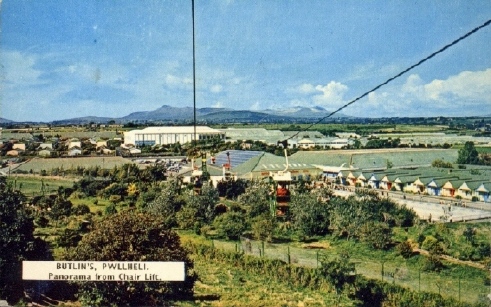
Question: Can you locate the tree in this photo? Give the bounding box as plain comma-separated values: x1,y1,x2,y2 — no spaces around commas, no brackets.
251,216,276,242
49,197,73,220
64,211,196,306
56,228,82,250
456,141,480,165
185,184,220,225
213,210,247,240
289,193,330,239
216,178,247,199
358,222,392,250
238,181,271,220
0,177,52,305
145,181,186,228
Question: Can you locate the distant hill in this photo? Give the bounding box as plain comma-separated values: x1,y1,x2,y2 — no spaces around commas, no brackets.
48,104,351,124
120,105,233,122
0,118,14,124
52,116,115,125
202,110,291,123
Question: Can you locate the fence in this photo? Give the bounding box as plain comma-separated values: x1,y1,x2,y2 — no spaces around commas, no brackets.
206,237,490,304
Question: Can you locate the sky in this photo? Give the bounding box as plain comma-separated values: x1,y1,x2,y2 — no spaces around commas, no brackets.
1,0,490,122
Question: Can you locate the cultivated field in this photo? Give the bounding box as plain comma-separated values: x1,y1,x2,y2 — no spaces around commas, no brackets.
13,156,134,173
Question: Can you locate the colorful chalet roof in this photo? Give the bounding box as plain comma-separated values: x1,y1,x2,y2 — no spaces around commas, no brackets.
476,182,491,193
427,177,460,188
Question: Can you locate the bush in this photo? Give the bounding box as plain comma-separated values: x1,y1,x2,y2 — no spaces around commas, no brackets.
64,211,196,306
431,159,453,168
396,241,413,259
49,199,73,220
251,216,276,242
72,204,90,215
359,222,392,250
213,211,247,240
109,194,122,204
35,215,50,228
176,206,199,229
104,204,117,215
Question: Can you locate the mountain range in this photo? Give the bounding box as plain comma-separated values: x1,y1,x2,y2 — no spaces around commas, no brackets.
34,105,349,125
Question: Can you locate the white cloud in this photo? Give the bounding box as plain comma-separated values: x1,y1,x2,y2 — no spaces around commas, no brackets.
1,51,43,85
313,81,349,107
210,84,223,93
212,101,223,108
250,101,261,110
353,69,491,117
286,80,349,110
164,74,193,88
423,69,491,102
292,83,316,94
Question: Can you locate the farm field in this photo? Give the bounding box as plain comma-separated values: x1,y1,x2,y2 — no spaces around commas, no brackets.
14,156,134,173
2,130,121,140
6,175,76,196
222,123,449,134
451,144,491,154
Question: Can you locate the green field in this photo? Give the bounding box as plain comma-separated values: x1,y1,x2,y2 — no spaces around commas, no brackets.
216,123,448,134
14,156,134,173
7,175,76,196
451,144,491,154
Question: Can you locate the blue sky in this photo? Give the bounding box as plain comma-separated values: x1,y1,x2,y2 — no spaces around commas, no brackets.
1,0,490,122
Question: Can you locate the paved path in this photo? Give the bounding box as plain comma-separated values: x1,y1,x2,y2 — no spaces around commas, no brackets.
333,189,491,222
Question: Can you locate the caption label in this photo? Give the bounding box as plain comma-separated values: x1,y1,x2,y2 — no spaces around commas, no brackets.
22,261,185,281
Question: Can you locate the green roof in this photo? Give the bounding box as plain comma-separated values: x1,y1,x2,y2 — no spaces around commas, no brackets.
290,148,458,169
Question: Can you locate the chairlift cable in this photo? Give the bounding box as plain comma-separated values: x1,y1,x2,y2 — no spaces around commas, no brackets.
281,18,491,144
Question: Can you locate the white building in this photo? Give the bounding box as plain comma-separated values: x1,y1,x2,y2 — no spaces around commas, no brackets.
297,138,351,149
124,126,225,147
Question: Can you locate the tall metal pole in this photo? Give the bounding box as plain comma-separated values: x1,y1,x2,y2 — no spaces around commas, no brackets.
192,0,197,145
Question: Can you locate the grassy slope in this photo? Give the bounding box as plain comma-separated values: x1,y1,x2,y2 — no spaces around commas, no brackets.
179,230,489,304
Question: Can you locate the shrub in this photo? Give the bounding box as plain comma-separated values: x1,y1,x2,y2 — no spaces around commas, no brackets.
431,159,453,168
104,204,117,215
213,211,247,240
396,241,413,259
109,194,122,204
176,206,199,230
359,222,392,250
72,204,90,215
64,211,196,306
251,216,276,242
